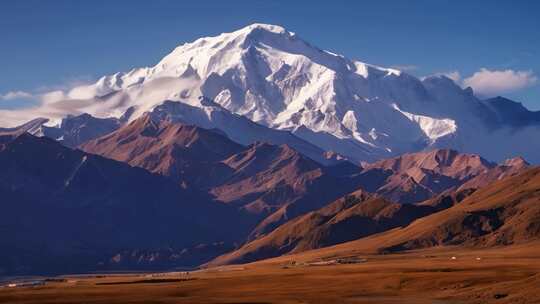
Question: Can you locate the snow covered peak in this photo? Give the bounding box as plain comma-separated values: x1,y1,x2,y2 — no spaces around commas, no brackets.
153,22,349,80
3,23,540,164
238,23,290,35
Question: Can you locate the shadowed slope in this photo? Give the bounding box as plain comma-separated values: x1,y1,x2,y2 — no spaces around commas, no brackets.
0,133,248,275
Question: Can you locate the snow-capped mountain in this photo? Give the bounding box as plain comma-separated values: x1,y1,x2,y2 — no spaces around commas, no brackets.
3,23,540,163
1,113,128,147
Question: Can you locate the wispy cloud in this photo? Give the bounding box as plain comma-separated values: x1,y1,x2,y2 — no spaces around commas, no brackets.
0,75,96,107
0,90,71,111
0,76,98,126
0,90,40,110
0,90,34,101
390,64,419,72
462,68,537,97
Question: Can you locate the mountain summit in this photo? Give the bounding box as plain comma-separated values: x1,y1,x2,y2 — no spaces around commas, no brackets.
3,23,540,163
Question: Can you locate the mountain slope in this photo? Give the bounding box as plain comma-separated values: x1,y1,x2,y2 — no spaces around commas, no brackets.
209,158,531,266
82,117,529,248
284,166,540,261
3,23,539,163
209,190,436,266
379,167,540,252
0,133,249,275
210,142,367,239
211,142,339,213
81,114,365,242
146,100,335,165
82,111,361,213
483,96,540,127
81,113,245,188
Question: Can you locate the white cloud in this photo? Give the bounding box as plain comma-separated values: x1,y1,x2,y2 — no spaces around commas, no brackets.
0,91,34,101
0,76,96,126
426,68,537,97
41,90,67,104
462,68,537,96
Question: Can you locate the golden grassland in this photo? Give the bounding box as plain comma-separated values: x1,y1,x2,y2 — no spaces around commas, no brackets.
2,243,539,304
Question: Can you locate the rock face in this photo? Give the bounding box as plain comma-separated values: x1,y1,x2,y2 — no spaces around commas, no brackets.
0,133,249,275
457,156,530,191
355,149,496,203
3,23,540,163
81,113,245,188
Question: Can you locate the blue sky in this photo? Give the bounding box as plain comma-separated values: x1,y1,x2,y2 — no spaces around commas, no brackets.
1,0,539,109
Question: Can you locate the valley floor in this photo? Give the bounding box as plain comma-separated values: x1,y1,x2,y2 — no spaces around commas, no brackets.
2,243,540,304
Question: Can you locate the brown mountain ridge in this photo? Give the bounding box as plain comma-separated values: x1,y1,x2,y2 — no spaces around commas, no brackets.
265,166,540,265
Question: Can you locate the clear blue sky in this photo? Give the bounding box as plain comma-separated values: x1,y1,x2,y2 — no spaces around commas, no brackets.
1,0,539,109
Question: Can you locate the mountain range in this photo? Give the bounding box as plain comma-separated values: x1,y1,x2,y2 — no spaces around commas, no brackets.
0,116,531,274
0,23,539,276
208,160,530,266
257,166,540,265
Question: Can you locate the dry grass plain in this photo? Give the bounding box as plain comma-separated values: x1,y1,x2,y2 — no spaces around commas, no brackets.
1,242,539,304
